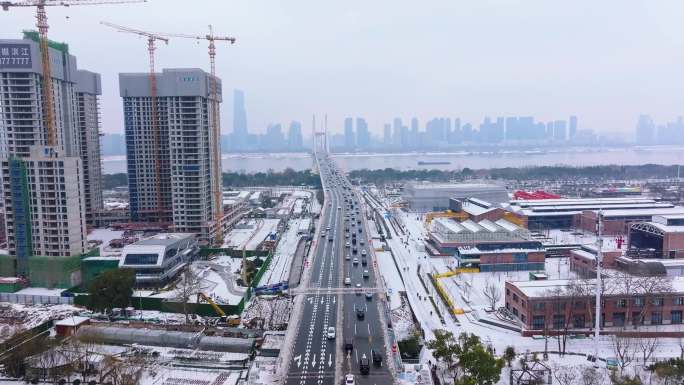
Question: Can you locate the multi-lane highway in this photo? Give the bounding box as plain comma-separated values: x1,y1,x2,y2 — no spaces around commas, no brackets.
285,155,392,385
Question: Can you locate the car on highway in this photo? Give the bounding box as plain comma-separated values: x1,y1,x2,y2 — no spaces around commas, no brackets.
345,233,349,238
345,374,355,385
356,308,365,319
352,247,358,254
344,277,351,285
352,257,359,265
372,349,383,366
360,240,365,246
361,250,367,257
338,206,342,210
365,292,373,300
345,254,351,260
359,355,370,375
344,339,353,353
329,236,333,242
327,326,336,339
358,228,363,233
361,258,367,266
363,270,369,278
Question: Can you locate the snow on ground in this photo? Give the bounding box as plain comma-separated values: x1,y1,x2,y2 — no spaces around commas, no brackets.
139,367,242,385
241,295,291,330
14,287,65,296
223,219,281,251
368,189,684,380
87,228,125,256
0,302,81,342
374,250,404,309
246,219,280,250
260,219,303,286
391,295,417,341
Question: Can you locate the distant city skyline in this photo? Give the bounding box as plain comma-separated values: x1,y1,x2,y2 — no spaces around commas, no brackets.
5,1,684,137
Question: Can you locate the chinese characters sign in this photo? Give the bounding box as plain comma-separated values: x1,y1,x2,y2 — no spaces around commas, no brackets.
0,44,32,68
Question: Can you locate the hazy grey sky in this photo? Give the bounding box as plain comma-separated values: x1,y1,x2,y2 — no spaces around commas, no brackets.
4,0,684,136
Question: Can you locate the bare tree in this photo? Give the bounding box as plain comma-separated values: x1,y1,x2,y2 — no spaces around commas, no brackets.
553,364,580,385
482,278,501,311
173,268,204,323
108,357,145,385
612,335,635,374
636,337,659,365
678,338,684,359
580,367,605,385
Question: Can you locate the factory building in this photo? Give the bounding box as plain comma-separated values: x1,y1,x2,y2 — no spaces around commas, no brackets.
120,68,222,242
403,182,509,212
119,233,198,288
429,217,545,271
506,197,684,231
0,33,101,286
505,277,684,330
627,214,684,260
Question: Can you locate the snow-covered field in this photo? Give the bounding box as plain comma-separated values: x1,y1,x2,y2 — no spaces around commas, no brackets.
0,302,81,343
223,219,281,251
260,219,304,286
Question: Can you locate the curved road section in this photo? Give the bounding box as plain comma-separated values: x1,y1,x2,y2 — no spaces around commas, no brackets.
284,155,393,385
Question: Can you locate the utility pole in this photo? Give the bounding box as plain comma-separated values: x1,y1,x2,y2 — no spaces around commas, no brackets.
593,209,603,366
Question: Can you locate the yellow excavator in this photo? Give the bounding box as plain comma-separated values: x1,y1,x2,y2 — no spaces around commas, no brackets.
197,292,241,326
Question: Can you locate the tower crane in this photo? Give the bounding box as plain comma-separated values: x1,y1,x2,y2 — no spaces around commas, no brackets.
2,0,144,147
101,21,169,222
160,26,236,245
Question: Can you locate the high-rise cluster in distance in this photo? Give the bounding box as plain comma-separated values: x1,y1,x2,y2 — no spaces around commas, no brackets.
335,115,582,152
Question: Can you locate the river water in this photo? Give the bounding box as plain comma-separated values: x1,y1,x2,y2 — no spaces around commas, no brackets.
101,146,684,175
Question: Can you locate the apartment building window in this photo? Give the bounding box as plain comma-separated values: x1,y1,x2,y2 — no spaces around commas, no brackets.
632,312,642,326
651,297,664,307
651,312,663,325
533,302,545,311
513,294,518,303
612,312,626,327
573,315,585,329
633,297,644,307
674,297,684,306
672,311,683,324
532,315,545,329
616,299,627,308
553,315,565,329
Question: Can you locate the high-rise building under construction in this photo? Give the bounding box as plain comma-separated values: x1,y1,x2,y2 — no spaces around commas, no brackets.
119,68,222,242
0,33,102,286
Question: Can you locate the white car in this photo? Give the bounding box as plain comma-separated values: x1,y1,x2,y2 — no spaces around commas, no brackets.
327,326,336,339
345,242,350,248
352,258,359,265
344,277,351,285
361,250,367,257
345,374,355,385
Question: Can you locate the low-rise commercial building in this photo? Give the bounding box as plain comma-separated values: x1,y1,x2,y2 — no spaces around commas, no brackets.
119,233,198,288
403,182,508,212
505,277,684,330
506,197,684,231
429,217,545,271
